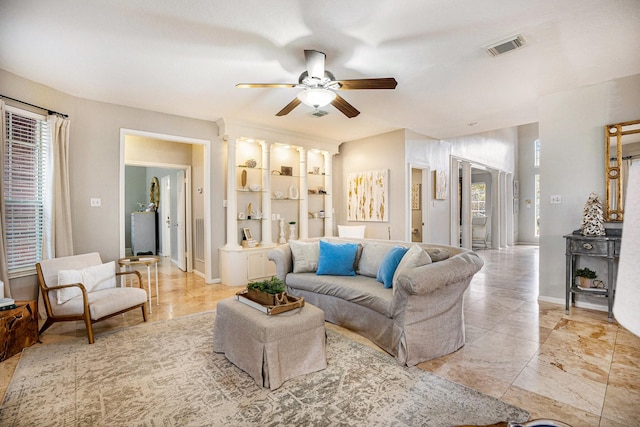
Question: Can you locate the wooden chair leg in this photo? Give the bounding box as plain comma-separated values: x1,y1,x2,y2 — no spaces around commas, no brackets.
38,317,55,335
141,304,148,322
84,314,95,344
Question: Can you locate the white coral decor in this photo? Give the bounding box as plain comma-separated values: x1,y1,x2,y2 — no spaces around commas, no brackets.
581,192,606,236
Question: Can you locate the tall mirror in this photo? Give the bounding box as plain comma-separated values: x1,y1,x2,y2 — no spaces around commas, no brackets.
606,119,640,221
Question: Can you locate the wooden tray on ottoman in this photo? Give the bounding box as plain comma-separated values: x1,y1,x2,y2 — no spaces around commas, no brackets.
235,290,305,315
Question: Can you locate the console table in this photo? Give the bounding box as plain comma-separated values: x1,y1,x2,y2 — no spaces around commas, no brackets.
564,233,621,321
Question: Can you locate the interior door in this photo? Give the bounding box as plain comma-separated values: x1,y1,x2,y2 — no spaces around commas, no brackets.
160,175,171,257
177,170,186,271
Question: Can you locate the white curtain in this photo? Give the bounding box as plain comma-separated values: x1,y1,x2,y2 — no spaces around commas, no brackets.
44,115,74,258
0,101,10,298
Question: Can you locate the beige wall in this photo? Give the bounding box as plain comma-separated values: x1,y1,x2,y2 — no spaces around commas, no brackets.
1,69,223,299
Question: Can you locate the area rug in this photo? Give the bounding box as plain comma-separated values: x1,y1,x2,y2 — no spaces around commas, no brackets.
0,311,529,426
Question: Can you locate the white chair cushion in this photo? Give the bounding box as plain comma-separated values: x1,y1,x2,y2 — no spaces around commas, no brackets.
57,261,117,304
52,287,147,319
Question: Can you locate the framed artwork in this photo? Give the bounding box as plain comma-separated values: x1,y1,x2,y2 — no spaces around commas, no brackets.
412,183,421,210
242,228,253,241
280,166,293,176
434,170,447,200
347,169,389,222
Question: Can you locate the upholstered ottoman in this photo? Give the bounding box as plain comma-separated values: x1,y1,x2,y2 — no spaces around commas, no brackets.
213,297,327,390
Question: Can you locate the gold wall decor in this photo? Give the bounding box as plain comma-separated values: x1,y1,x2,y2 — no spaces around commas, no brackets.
605,119,640,221
434,170,447,200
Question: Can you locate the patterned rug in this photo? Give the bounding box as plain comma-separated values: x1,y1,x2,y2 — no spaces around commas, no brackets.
0,311,529,426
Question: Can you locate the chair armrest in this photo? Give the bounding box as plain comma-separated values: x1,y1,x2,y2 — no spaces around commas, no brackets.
43,282,88,293
116,270,143,288
267,245,292,281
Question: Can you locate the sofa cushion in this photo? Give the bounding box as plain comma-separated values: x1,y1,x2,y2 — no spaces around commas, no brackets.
286,273,393,317
357,242,394,277
316,240,358,276
392,244,432,288
376,246,409,288
57,261,117,304
290,240,320,273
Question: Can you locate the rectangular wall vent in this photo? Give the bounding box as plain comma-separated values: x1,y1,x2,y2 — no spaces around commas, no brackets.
486,34,526,57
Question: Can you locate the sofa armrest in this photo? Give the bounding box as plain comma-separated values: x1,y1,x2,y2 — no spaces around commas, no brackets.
267,245,293,281
395,251,483,296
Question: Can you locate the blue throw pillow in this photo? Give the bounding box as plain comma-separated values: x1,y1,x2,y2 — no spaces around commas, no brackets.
376,246,409,288
316,240,358,276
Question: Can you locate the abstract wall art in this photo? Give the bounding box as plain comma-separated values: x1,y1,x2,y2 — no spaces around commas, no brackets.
347,169,389,222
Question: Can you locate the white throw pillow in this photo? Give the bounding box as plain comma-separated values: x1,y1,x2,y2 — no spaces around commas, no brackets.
357,243,394,277
290,240,320,273
392,244,432,288
57,261,117,304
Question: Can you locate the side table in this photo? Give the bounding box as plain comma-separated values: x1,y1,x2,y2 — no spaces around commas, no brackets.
1,300,38,361
564,233,621,321
118,257,159,313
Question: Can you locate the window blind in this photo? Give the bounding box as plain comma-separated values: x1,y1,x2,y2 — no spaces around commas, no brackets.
3,108,49,273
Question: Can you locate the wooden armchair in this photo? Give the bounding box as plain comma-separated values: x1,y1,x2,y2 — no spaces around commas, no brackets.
36,252,148,343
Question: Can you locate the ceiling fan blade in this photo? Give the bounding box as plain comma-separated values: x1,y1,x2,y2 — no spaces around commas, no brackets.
304,50,326,80
336,78,398,90
331,94,360,118
236,83,297,88
276,98,302,116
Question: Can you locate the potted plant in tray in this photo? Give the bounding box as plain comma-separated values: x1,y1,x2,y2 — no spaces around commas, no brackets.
246,276,287,306
575,267,597,288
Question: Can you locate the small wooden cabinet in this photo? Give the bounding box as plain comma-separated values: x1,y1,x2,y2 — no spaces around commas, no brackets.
220,247,277,286
0,300,38,361
564,233,621,321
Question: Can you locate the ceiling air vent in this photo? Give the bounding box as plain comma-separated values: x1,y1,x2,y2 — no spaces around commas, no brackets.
485,34,526,57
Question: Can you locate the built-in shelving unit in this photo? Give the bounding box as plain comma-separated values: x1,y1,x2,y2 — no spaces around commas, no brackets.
217,119,340,286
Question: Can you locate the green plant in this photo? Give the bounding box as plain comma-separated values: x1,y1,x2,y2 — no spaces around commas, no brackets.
575,267,597,279
289,221,296,225
247,276,286,294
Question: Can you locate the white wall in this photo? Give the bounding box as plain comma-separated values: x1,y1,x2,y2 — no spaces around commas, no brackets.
2,69,223,299
517,123,540,245
538,73,640,306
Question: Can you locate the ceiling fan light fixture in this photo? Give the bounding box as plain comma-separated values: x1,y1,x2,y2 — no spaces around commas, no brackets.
297,88,336,108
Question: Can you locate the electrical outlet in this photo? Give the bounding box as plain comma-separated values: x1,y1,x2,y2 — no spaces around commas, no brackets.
550,195,562,204
90,197,101,207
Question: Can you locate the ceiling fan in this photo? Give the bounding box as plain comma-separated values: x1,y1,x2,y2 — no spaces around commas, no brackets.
236,50,397,118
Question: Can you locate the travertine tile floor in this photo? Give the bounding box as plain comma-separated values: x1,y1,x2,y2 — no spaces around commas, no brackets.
1,246,638,426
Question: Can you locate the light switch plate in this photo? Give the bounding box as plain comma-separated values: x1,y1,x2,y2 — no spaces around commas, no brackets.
90,198,101,207
550,195,562,204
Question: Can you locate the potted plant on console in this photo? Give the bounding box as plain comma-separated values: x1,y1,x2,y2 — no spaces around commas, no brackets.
247,277,287,306
575,267,597,288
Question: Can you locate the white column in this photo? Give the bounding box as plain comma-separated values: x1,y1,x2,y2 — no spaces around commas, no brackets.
225,137,241,249
460,161,472,249
506,173,515,246
298,147,308,239
490,170,501,249
324,152,334,237
261,141,273,246
500,171,508,248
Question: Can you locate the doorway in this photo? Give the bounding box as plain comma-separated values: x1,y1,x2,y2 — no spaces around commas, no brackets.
119,128,211,279
407,164,430,243
160,175,171,257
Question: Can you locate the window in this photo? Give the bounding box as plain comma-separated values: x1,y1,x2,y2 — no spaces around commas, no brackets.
3,107,49,275
471,182,486,217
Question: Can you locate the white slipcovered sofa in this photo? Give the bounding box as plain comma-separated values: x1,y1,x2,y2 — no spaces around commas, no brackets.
268,237,483,366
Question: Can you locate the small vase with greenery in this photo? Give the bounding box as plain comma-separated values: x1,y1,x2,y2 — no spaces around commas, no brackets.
575,267,597,288
246,276,287,306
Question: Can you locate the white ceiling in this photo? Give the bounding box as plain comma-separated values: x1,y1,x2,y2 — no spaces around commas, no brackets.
1,0,639,142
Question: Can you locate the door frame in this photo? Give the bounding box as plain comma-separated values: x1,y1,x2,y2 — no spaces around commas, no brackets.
119,129,209,278
406,161,431,243
159,174,171,257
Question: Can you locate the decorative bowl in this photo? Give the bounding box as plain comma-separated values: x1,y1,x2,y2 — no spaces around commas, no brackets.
245,159,257,168
249,184,261,192
274,191,284,199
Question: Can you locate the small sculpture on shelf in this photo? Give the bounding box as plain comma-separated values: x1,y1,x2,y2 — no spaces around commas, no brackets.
288,221,297,241
580,192,606,236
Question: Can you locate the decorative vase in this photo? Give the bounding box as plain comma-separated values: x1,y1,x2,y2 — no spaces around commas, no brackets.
278,219,286,244
288,224,296,241
578,277,592,288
